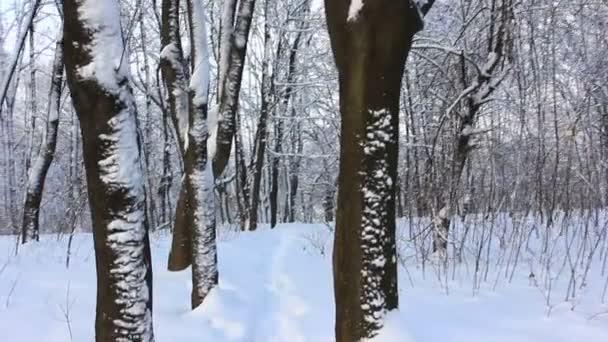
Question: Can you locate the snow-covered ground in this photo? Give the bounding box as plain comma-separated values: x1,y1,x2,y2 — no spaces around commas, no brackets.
1,222,607,341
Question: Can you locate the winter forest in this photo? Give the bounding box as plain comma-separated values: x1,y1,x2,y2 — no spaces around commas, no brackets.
1,0,608,341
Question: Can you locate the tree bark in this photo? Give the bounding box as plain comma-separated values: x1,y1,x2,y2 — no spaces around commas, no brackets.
21,34,63,243
270,117,282,228
168,0,256,269
234,109,251,230
63,0,154,340
0,0,40,116
324,1,425,340
160,0,192,271
246,0,274,231
138,8,159,232
185,0,217,309
212,0,256,176
286,108,302,222
432,1,511,254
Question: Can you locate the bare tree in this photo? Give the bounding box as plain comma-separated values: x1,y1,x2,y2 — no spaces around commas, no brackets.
63,0,154,339
167,0,256,274
160,0,192,271
184,0,216,309
21,33,63,243
0,0,40,115
324,0,434,340
432,0,513,255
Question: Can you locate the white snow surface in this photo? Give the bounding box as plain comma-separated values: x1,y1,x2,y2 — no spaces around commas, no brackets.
347,0,364,22
188,0,211,107
75,0,129,93
1,222,607,341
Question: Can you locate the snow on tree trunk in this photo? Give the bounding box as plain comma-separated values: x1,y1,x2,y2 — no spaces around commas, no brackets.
212,0,256,177
325,0,426,340
269,116,283,228
269,24,301,228
217,0,238,102
63,0,154,340
21,33,63,243
246,0,274,231
235,110,251,230
0,0,40,116
431,3,511,256
185,0,216,309
161,0,193,271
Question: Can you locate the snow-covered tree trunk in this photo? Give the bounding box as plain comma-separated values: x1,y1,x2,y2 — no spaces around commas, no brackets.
25,19,37,180
169,0,256,268
21,34,63,243
63,0,154,340
269,25,301,228
246,0,274,231
235,109,251,230
0,0,40,116
325,0,429,340
212,0,256,176
432,1,512,255
269,114,283,228
159,109,173,225
185,0,216,309
160,0,193,271
217,0,238,102
138,8,159,232
286,104,303,223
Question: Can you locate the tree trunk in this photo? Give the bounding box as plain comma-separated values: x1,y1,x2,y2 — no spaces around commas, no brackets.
63,0,154,340
161,0,192,271
324,1,425,340
185,0,216,309
286,110,302,222
169,0,256,269
159,110,173,226
247,0,274,231
431,1,511,255
139,8,159,232
0,0,40,115
212,0,256,176
21,34,63,243
25,19,37,180
234,109,251,230
217,0,238,102
270,117,282,228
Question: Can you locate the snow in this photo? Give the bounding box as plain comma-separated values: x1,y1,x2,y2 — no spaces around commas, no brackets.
461,124,474,136
359,108,397,329
97,110,144,195
75,0,128,93
189,159,218,303
217,0,237,101
207,106,219,158
159,41,189,149
416,0,429,6
188,0,210,107
1,220,608,341
347,0,364,22
159,43,180,62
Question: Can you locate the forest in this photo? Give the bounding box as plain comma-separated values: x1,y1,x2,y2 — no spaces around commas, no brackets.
1,0,608,341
